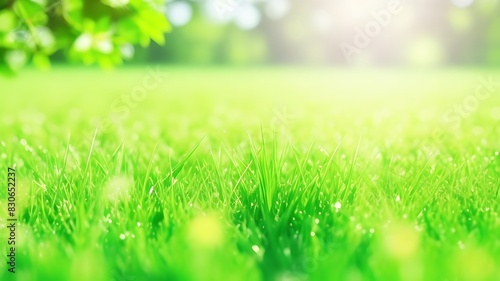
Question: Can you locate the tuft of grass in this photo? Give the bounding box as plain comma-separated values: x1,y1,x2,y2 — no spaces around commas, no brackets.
0,67,499,281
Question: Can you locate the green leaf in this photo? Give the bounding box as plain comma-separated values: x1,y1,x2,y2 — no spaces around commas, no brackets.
2,0,171,73
97,55,114,69
62,0,84,29
133,8,170,45
32,53,51,70
95,17,111,33
0,10,17,32
115,18,141,44
14,0,46,26
101,0,130,8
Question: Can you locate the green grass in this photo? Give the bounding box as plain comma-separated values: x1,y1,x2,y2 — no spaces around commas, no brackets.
1,67,499,281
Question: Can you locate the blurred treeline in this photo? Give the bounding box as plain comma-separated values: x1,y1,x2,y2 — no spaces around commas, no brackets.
54,0,500,66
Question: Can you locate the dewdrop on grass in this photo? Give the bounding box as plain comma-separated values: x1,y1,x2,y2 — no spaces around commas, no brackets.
252,245,260,253
333,201,342,211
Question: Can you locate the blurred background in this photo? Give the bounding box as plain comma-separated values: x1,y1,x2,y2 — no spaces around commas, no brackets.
118,0,500,67
2,0,500,69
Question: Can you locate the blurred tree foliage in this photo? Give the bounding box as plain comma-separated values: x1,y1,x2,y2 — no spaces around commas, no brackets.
0,0,170,73
486,18,500,66
1,0,499,70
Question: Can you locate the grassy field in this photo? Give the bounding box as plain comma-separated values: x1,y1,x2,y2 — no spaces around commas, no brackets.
1,67,499,281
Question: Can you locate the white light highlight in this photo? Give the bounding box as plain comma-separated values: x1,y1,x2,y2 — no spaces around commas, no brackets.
234,4,261,30
451,0,475,8
265,0,290,20
166,1,193,27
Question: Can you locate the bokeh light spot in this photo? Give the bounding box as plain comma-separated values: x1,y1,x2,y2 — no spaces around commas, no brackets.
451,0,475,8
234,5,261,30
167,1,193,27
